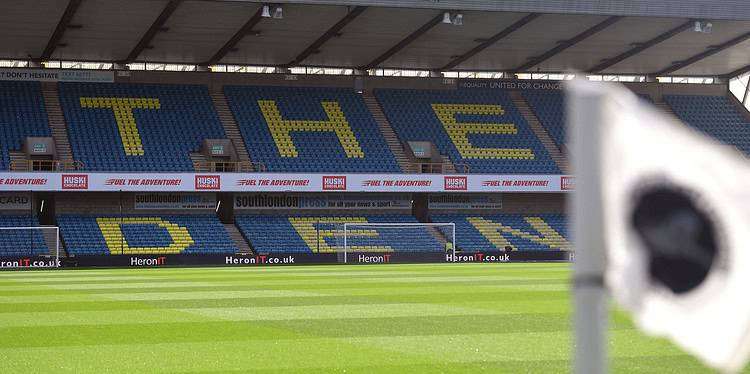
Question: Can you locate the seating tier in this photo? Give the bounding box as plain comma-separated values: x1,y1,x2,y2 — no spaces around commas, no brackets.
58,215,236,255
224,86,401,173
59,83,226,171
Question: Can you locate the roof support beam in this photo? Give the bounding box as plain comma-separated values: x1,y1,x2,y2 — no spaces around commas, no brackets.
513,15,623,72
123,0,182,63
440,13,539,71
656,31,750,75
723,64,750,79
285,6,367,67
40,0,83,60
359,11,443,70
588,19,694,73
204,7,264,66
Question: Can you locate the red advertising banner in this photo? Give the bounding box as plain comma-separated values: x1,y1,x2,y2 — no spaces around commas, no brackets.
0,172,573,192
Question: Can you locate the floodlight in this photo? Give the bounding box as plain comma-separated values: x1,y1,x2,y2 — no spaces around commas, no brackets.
261,5,271,18
452,13,463,26
273,6,283,19
442,12,452,24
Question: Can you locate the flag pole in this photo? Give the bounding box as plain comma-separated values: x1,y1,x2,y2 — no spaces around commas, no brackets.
568,80,609,374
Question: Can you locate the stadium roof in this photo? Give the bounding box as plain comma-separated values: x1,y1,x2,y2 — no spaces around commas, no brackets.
3,0,750,77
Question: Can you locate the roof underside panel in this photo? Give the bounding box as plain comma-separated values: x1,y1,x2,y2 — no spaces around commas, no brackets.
604,20,750,74
52,0,169,61
140,1,259,64
539,17,688,72
0,0,747,76
301,7,438,68
0,0,69,59
464,14,607,71
673,38,750,76
386,11,529,70
223,4,349,66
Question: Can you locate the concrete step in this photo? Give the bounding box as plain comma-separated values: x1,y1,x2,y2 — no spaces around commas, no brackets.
441,155,457,173
41,85,74,163
362,92,415,173
41,226,63,257
426,226,449,252
225,223,253,254
210,90,253,167
654,101,680,119
509,91,569,173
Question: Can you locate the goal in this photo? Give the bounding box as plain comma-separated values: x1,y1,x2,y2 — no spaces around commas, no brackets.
339,222,455,263
0,226,60,268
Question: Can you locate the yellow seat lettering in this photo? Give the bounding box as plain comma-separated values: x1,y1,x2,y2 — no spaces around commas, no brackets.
468,216,570,251
80,97,161,156
259,100,364,158
96,217,194,254
288,217,392,253
432,103,534,159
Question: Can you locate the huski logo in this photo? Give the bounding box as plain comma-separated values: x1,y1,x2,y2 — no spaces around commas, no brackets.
322,176,346,190
561,176,575,190
444,176,467,191
62,174,88,189
195,175,220,190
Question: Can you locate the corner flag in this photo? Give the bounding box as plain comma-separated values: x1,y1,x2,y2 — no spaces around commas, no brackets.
568,80,750,372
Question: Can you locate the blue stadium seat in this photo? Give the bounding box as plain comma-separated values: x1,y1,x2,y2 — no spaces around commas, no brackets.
58,83,226,171
224,86,401,173
375,88,560,174
432,213,569,252
0,81,51,170
235,214,442,254
57,215,236,255
664,95,750,155
0,215,47,256
522,91,566,148
522,90,653,149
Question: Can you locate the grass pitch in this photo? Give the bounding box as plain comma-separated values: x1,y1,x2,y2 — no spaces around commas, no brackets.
0,263,714,373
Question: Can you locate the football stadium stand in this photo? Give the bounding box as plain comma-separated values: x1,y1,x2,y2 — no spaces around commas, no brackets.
375,88,561,174
432,213,570,252
521,91,566,149
664,95,750,155
57,214,236,255
0,215,48,256
224,86,401,173
58,83,226,171
522,91,655,149
0,81,51,170
236,214,442,253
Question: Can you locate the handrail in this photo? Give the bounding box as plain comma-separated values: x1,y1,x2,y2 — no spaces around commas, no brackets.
412,162,470,174
194,160,267,172
10,159,85,172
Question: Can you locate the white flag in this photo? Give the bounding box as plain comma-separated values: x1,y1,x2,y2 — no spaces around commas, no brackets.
568,80,750,372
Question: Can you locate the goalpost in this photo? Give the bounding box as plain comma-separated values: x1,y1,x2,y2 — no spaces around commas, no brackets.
0,226,60,268
340,222,455,263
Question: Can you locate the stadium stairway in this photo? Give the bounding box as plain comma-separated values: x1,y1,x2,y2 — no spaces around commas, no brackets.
41,82,74,163
224,223,253,254
440,155,457,173
210,89,253,168
654,98,681,119
426,225,449,249
510,91,568,173
362,91,415,172
42,225,62,256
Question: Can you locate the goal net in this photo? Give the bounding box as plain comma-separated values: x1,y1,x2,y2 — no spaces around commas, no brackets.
338,222,455,263
0,226,60,268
